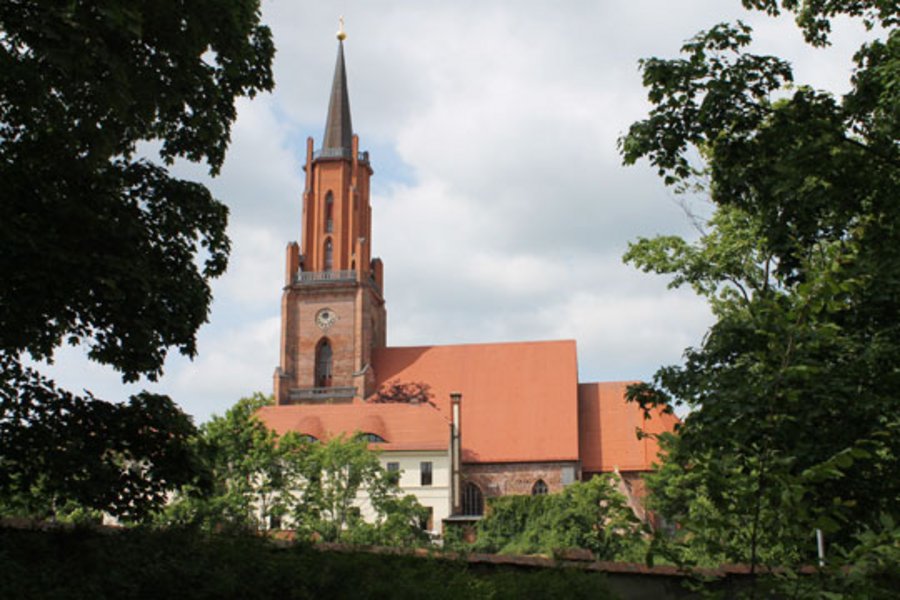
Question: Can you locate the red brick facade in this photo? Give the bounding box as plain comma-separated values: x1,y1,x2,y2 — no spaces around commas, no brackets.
274,275,385,404
273,40,387,406
463,461,581,498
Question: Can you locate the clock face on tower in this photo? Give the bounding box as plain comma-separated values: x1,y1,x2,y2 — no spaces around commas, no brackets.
315,308,338,330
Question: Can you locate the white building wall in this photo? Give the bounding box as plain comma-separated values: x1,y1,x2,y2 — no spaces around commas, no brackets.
257,448,450,538
354,450,450,536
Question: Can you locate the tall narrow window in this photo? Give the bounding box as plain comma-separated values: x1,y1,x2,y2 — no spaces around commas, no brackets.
324,238,333,272
420,507,434,532
315,338,332,387
324,192,334,233
420,461,432,486
532,479,549,496
462,482,484,516
386,461,400,485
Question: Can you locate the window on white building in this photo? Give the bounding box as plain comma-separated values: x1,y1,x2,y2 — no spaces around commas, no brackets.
420,507,434,531
420,461,432,486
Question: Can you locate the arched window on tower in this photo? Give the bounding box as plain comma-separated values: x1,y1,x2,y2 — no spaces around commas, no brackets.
532,479,549,496
461,482,484,516
324,192,334,233
315,338,333,388
324,238,333,272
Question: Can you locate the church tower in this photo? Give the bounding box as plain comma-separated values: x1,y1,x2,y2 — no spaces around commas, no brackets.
274,29,386,405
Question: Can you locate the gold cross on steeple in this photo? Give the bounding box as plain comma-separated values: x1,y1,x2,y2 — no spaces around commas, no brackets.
337,16,347,41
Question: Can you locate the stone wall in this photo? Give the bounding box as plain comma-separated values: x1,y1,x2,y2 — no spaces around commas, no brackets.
462,461,580,497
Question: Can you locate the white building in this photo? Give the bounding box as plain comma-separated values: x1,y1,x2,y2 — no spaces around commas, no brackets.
258,401,453,536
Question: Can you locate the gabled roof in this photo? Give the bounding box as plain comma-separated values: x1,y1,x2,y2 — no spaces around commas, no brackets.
371,340,580,464
577,382,679,472
257,402,448,452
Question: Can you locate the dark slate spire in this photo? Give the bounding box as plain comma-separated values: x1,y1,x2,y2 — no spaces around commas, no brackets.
322,39,353,154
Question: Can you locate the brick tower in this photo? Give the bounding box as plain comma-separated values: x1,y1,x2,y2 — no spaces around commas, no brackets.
274,32,386,405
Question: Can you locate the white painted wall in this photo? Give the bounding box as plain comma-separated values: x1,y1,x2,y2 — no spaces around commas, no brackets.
374,450,451,535
259,448,451,537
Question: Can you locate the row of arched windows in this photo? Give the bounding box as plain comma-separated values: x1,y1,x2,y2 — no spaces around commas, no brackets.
322,190,364,273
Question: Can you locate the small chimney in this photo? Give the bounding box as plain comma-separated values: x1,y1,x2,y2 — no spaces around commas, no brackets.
450,392,462,515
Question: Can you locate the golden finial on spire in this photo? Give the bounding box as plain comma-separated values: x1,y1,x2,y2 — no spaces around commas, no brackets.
337,16,347,41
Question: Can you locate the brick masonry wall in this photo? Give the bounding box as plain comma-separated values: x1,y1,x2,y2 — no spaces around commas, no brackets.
462,461,580,497
290,283,358,389
277,277,386,403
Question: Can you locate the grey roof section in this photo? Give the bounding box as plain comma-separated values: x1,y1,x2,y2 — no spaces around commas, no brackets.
322,41,353,152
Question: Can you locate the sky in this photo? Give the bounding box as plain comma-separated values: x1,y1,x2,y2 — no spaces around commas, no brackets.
38,1,875,424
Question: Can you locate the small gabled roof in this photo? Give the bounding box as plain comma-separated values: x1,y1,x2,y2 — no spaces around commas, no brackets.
577,381,679,473
257,402,448,452
371,340,580,464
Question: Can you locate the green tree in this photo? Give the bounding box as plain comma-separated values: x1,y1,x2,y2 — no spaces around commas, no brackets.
620,0,899,576
292,435,429,546
471,476,647,561
161,397,430,547
159,393,296,531
0,1,274,520
1,359,200,523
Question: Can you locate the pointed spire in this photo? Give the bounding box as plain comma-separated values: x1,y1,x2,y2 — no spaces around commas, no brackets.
322,24,353,155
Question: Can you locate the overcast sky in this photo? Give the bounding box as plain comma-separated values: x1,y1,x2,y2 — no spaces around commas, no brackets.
39,1,874,423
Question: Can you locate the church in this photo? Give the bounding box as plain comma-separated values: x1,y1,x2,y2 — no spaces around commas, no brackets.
257,31,677,535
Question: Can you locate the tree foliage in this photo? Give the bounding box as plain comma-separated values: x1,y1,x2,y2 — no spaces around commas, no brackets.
291,434,428,546
158,393,288,531
0,356,202,523
0,1,274,519
0,0,273,377
370,380,437,409
620,0,899,578
1,526,621,600
470,476,647,562
160,395,430,547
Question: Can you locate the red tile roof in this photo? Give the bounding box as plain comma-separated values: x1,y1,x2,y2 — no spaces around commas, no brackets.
257,402,449,452
371,340,580,464
260,342,678,471
577,382,679,472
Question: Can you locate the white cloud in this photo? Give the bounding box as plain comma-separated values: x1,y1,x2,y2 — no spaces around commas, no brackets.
169,317,281,419
214,224,285,310
32,1,877,423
